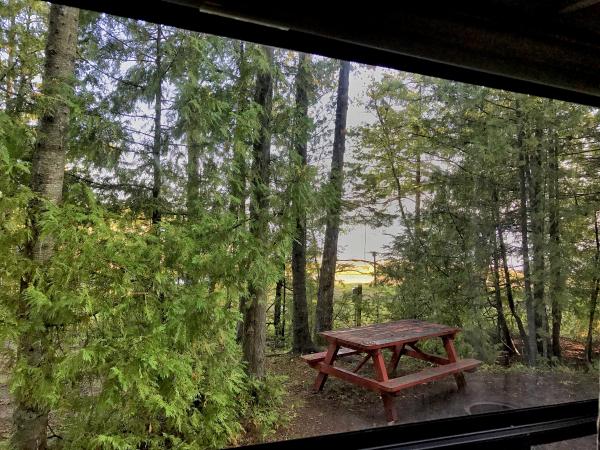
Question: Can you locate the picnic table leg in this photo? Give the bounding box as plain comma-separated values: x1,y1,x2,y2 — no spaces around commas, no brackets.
387,344,405,377
442,335,466,391
372,350,398,423
313,342,339,392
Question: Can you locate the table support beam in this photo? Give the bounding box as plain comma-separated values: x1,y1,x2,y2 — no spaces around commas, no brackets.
372,349,398,423
314,342,339,391
442,335,466,390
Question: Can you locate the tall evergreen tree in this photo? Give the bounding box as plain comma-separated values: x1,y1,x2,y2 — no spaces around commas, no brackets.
291,53,317,353
13,5,79,448
314,60,350,341
242,45,274,378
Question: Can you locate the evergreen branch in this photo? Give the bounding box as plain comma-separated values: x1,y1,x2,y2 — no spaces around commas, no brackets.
66,172,151,191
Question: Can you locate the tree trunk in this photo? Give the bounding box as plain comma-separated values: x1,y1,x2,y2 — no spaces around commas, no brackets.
13,5,79,449
517,108,537,365
291,53,317,353
314,60,350,343
274,276,283,342
415,152,422,235
151,24,163,225
494,191,528,355
528,131,548,358
547,137,562,358
242,45,274,379
584,212,599,363
491,227,517,354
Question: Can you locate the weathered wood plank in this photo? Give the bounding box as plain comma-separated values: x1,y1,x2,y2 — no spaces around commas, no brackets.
301,346,358,366
378,359,482,393
319,319,459,350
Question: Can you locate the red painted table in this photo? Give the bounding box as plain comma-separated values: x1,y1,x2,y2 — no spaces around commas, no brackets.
302,319,481,422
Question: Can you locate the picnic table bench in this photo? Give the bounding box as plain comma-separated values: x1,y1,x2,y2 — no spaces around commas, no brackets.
302,319,482,423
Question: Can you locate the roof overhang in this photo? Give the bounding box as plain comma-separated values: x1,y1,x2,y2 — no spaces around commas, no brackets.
53,0,600,106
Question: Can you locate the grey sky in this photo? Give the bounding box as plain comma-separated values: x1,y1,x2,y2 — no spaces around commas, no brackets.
337,66,399,260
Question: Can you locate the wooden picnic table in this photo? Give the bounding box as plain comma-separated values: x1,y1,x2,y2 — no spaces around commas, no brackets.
302,319,481,423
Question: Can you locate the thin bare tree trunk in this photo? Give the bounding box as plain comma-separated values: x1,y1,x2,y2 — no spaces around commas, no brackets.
547,137,562,358
242,45,274,379
491,226,517,354
291,53,317,353
151,24,163,225
13,5,79,449
494,190,528,355
314,60,350,343
516,108,537,365
274,276,283,342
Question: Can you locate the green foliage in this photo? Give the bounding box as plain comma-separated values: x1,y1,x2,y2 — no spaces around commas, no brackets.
1,181,255,447
351,72,600,363
2,1,598,447
242,375,287,441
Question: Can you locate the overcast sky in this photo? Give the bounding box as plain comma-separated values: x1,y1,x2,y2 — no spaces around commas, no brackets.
336,66,398,261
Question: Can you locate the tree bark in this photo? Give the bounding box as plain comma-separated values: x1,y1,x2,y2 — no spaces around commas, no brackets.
291,53,317,353
13,5,79,449
584,212,599,363
415,152,422,234
242,45,274,379
528,130,548,358
494,191,528,354
516,108,537,365
151,24,163,225
274,276,283,342
547,137,562,358
314,60,350,343
491,226,517,354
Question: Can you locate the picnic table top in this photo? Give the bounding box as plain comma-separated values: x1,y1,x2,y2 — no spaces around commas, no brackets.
319,319,460,350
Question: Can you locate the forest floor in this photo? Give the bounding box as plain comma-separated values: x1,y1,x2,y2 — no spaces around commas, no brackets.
0,339,598,447
242,337,599,448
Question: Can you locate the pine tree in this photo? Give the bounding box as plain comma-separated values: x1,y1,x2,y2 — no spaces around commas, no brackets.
13,5,79,448
315,60,350,341
291,53,317,353
242,45,274,378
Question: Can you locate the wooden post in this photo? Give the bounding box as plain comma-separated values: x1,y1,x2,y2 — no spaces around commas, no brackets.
442,335,466,390
353,284,363,327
